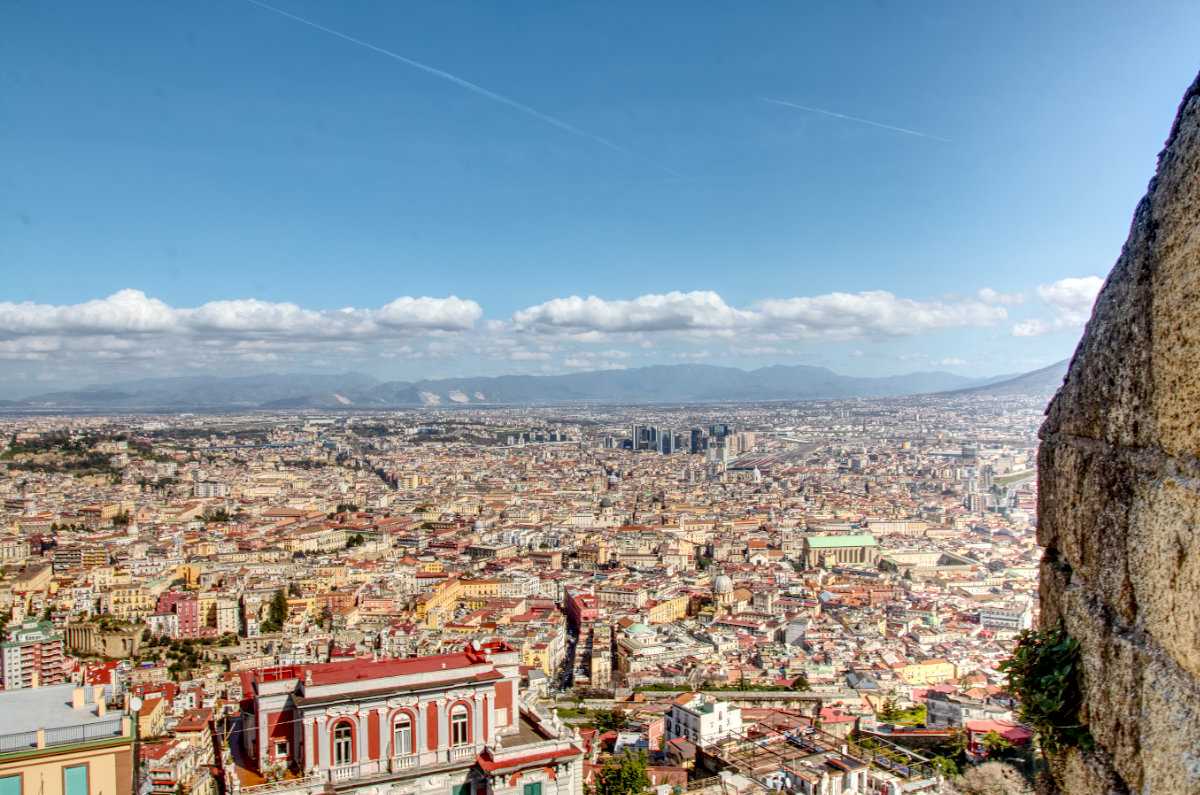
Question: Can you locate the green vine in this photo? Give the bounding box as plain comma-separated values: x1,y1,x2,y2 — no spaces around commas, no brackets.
999,621,1093,754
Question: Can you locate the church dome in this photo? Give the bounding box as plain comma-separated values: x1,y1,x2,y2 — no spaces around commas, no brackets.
713,574,734,594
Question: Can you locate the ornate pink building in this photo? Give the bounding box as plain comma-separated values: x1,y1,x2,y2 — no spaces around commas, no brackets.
225,641,583,795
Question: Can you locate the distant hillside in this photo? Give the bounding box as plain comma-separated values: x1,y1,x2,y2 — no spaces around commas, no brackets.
951,359,1069,397
7,362,1062,410
14,372,382,409
261,364,994,407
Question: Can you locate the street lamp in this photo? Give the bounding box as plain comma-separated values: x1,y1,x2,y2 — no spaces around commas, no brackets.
129,696,143,795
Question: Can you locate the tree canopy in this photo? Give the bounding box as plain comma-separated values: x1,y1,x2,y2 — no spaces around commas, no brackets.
589,749,651,795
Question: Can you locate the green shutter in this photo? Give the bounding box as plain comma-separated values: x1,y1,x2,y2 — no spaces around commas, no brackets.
0,775,20,795
452,784,471,795
523,783,542,795
64,766,88,795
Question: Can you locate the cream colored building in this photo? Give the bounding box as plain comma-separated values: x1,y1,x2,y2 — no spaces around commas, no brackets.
0,684,133,795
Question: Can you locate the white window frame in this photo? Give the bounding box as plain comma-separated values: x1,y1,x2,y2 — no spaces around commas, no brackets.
333,722,354,766
450,705,470,747
393,713,413,755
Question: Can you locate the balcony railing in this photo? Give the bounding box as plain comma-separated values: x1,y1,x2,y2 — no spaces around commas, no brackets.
328,764,360,783
0,718,126,755
390,754,418,772
46,719,126,746
0,732,37,754
237,774,323,795
448,746,477,763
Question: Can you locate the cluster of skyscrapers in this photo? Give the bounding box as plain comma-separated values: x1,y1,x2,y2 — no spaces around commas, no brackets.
623,423,735,455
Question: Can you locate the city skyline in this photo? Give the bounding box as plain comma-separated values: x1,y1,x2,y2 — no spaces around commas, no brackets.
4,1,1199,391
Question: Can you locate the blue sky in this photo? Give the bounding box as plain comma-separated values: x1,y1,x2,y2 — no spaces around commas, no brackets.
2,0,1198,396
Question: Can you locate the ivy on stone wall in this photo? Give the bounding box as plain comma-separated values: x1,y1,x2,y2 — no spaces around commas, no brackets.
999,622,1093,755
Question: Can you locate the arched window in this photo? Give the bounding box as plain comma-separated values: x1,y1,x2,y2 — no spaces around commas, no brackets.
393,713,413,755
333,721,355,766
450,704,470,747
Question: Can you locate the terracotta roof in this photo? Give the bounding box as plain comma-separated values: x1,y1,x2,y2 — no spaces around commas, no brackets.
476,745,582,772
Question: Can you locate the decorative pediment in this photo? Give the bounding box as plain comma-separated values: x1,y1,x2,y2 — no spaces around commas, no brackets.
387,696,420,708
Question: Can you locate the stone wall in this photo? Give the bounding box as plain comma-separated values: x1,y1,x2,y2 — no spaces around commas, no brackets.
1037,70,1200,794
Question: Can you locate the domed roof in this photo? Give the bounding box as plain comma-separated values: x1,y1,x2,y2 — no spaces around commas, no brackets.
599,497,614,508
713,574,734,593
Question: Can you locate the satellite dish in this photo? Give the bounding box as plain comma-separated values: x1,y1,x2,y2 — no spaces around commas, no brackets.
129,696,143,712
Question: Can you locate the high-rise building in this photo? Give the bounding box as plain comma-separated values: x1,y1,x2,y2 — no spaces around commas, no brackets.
1,621,67,690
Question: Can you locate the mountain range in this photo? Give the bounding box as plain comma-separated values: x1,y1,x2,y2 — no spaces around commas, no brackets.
946,359,1070,397
0,360,1069,410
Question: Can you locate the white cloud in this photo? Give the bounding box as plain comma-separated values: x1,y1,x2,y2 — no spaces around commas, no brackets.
0,290,481,343
0,290,484,381
1012,276,1103,337
726,346,797,357
512,291,751,335
662,350,714,359
508,349,552,361
374,296,482,331
510,289,1007,343
752,291,1007,341
0,289,176,337
978,287,1030,307
0,282,1075,389
931,358,968,367
563,356,627,371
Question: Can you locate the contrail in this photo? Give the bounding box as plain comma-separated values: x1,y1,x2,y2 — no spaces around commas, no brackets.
758,96,951,143
245,0,684,177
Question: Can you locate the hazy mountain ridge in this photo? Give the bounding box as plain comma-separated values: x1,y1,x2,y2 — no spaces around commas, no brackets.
948,359,1068,396
6,363,1056,410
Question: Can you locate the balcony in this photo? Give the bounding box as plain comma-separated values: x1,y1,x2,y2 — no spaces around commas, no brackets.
328,763,360,783
448,745,477,763
390,754,418,772
236,775,323,795
0,716,128,754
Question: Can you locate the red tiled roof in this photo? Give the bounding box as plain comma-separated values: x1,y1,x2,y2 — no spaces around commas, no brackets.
252,648,503,687
476,746,582,772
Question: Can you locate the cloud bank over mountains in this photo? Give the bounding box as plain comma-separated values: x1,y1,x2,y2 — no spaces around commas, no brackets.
0,278,1102,394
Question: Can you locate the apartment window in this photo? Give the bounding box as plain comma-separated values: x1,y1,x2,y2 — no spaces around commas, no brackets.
393,713,413,755
63,766,88,795
523,783,542,795
274,739,288,759
0,775,20,795
450,704,470,747
333,721,355,766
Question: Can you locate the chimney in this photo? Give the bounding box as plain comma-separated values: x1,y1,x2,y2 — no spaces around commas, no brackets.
72,687,86,708
94,685,107,715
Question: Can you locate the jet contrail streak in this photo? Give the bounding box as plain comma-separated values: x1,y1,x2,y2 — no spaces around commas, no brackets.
758,96,951,143
245,0,684,177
